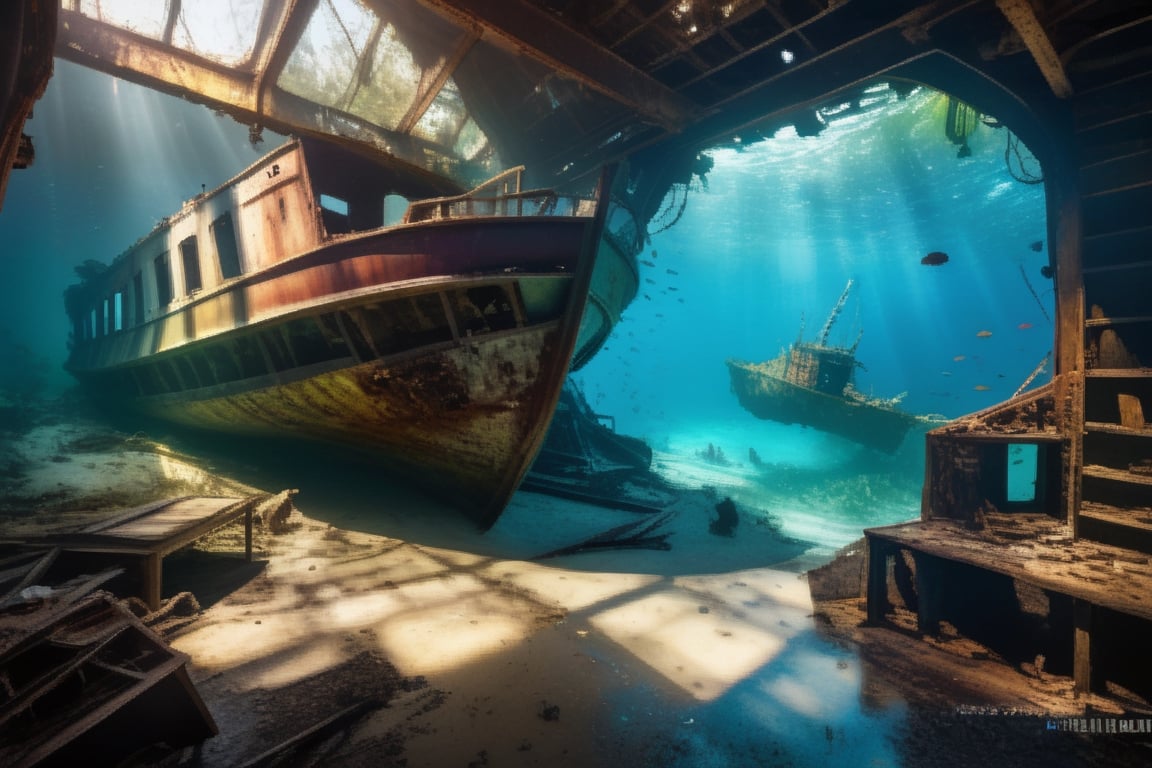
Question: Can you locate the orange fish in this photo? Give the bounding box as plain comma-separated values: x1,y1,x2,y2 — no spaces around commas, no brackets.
976,330,993,338
1017,322,1033,330
974,385,991,391
953,355,966,362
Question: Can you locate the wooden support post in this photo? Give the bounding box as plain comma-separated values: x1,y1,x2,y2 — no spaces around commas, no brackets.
914,553,942,636
245,506,254,562
141,552,163,612
1073,598,1093,696
865,536,891,625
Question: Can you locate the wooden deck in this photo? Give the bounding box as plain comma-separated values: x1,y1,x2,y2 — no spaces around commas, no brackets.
865,513,1152,695
3,495,265,610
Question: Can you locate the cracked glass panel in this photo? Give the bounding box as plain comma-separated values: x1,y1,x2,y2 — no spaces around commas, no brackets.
76,0,170,38
170,0,263,66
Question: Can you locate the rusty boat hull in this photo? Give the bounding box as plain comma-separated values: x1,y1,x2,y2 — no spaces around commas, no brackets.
64,138,612,529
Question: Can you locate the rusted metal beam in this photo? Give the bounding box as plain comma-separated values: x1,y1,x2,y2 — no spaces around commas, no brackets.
414,0,700,132
0,0,56,212
54,7,468,188
994,0,1073,98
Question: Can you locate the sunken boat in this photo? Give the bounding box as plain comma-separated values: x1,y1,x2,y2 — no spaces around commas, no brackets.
726,280,921,454
63,137,614,530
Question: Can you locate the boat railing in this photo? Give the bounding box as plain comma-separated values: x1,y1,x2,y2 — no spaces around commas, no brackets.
404,165,593,223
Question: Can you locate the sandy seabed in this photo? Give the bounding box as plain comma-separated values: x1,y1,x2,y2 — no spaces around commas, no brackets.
3,407,1150,767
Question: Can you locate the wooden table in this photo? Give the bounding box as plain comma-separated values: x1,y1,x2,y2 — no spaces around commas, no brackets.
6,495,266,610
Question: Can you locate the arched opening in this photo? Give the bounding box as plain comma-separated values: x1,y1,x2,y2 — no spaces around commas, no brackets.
577,80,1055,555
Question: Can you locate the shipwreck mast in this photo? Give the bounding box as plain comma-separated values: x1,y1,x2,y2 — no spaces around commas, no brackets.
817,278,854,347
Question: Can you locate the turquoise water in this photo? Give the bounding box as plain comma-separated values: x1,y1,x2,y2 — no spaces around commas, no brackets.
576,85,1051,551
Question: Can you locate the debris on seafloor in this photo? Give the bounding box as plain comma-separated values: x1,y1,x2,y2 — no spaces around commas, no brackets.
532,509,675,559
710,496,739,537
236,699,384,768
0,590,217,767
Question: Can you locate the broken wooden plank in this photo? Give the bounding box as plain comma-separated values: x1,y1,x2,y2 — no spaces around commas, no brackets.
238,699,383,768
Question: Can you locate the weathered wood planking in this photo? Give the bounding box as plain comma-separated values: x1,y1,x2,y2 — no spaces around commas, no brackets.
867,516,1152,623
3,495,267,609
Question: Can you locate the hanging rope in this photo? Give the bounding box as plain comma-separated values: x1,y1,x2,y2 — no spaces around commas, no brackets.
1012,352,1051,399
1019,264,1053,324
1005,131,1044,184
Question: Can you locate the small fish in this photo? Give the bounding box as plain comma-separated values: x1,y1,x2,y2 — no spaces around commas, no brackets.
641,260,655,267
1040,265,1054,279
678,298,685,303
645,278,655,284
1017,322,1032,330
976,330,993,338
1030,240,1043,252
644,294,651,300
974,384,991,391
666,268,679,275
941,371,952,377
651,250,658,259
668,286,678,291
953,355,966,362
921,251,949,266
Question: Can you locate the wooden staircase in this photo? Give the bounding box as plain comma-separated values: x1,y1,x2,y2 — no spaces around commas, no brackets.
1069,13,1152,553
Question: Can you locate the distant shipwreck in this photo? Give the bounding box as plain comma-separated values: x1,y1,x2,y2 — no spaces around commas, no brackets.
726,279,922,453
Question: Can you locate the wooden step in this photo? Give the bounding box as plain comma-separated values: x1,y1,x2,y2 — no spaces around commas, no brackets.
1080,148,1152,199
1080,182,1152,240
1084,262,1152,319
1085,421,1152,437
1082,465,1152,509
1082,224,1152,269
1079,501,1152,555
1073,71,1152,131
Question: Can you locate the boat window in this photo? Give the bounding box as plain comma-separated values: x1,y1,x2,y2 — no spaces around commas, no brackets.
212,213,243,279
102,298,111,336
188,350,216,388
260,328,295,372
154,252,173,307
284,316,346,367
383,194,408,227
88,308,97,340
180,236,203,294
318,314,350,357
234,335,267,379
113,291,124,332
347,294,453,358
204,344,242,383
320,194,351,235
518,278,569,324
156,359,183,393
335,311,375,362
448,285,518,335
132,271,145,326
134,364,165,396
172,355,200,390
